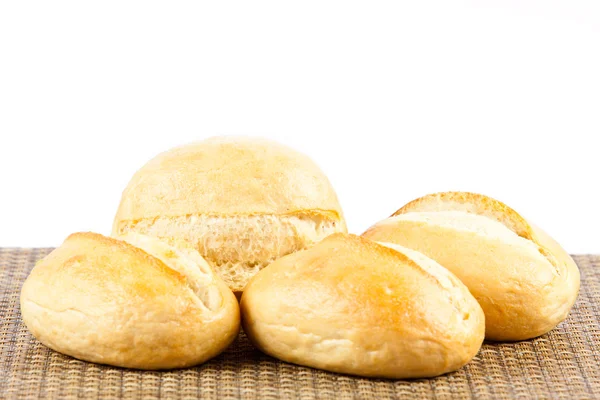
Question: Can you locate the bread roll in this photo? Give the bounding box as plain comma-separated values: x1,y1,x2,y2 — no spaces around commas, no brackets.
112,136,347,293
20,232,240,369
362,191,580,341
241,233,485,379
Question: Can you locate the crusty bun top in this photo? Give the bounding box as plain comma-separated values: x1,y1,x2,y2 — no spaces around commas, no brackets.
20,232,240,370
113,136,345,225
363,191,580,341
241,233,485,379
392,191,576,273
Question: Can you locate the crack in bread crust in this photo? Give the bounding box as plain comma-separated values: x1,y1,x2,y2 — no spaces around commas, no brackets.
117,233,224,313
391,191,561,273
393,192,534,239
20,231,241,370
375,241,474,321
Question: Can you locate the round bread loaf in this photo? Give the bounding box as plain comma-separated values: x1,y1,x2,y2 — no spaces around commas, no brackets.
20,232,240,369
241,233,485,379
112,136,347,293
362,191,580,341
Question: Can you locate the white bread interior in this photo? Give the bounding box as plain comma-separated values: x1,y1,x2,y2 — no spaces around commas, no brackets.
116,213,341,292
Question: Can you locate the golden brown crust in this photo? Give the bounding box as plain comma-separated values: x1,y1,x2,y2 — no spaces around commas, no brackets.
364,192,580,341
20,232,240,369
390,191,576,273
241,233,485,379
66,232,187,282
113,136,345,225
393,191,534,240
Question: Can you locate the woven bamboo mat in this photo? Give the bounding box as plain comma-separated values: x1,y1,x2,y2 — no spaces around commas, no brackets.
1,248,599,399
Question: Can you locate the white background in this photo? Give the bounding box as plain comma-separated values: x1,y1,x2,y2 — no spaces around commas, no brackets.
1,1,599,252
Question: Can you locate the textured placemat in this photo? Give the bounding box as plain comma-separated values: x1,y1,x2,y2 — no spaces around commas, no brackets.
1,248,599,400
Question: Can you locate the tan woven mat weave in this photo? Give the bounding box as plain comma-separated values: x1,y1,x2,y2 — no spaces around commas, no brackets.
1,248,599,399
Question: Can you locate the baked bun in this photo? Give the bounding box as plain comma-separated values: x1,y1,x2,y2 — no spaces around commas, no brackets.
362,191,580,341
112,136,347,293
241,233,485,379
20,232,240,369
